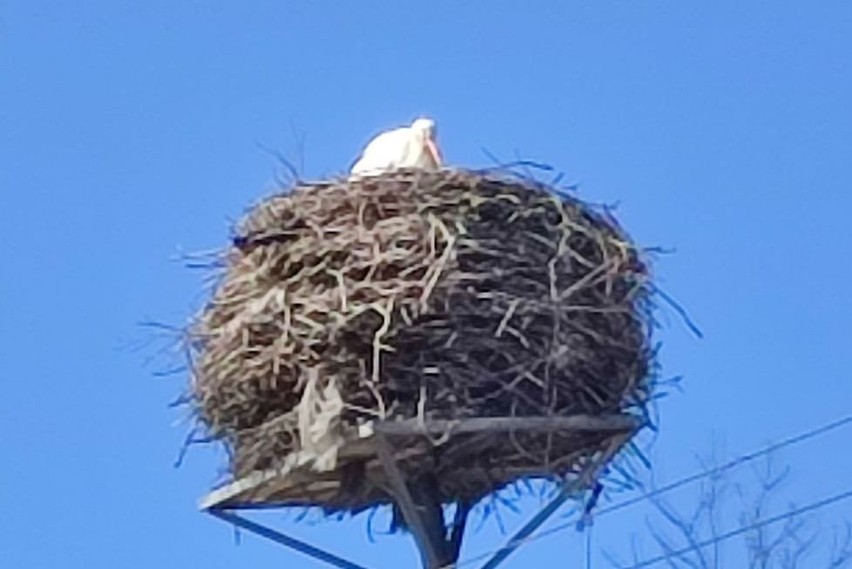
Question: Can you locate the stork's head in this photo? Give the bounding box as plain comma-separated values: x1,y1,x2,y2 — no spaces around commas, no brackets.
411,117,442,166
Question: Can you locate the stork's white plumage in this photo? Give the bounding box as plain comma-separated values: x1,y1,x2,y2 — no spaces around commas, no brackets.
350,118,442,177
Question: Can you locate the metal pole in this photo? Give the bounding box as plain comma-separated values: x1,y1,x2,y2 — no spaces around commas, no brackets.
478,434,632,569
375,433,454,568
207,509,371,569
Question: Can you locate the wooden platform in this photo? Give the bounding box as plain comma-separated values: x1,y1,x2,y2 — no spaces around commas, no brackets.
199,414,639,511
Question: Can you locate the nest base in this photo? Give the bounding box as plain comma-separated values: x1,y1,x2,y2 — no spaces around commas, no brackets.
200,413,638,510
201,413,638,569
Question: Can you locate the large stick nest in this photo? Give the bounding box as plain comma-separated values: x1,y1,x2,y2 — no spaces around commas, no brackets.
190,168,654,510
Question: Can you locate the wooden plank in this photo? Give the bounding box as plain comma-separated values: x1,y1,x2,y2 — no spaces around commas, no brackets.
199,430,379,510
199,414,641,511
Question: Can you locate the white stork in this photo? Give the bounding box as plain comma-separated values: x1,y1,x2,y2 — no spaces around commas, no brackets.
349,117,443,178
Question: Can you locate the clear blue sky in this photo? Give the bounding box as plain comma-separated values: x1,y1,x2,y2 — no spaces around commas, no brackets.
2,2,851,568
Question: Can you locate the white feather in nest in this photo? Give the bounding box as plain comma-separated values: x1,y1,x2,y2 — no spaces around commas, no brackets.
296,368,345,472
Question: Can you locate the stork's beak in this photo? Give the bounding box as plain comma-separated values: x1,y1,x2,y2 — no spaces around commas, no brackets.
425,138,443,167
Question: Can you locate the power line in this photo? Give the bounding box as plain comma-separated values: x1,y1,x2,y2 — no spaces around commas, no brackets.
595,413,852,519
450,412,852,569
619,486,852,569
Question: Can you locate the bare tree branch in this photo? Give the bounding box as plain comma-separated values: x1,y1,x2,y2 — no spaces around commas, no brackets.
607,450,851,569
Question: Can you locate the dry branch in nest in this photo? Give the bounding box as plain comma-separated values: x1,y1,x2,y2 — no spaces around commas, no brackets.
189,168,654,512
